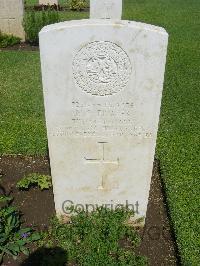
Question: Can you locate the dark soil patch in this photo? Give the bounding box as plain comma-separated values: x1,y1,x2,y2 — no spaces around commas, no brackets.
0,43,39,51
0,156,178,265
25,5,89,12
137,161,179,265
28,4,64,11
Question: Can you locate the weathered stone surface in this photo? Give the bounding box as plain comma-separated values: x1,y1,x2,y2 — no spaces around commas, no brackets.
39,19,168,220
0,0,24,40
90,0,122,19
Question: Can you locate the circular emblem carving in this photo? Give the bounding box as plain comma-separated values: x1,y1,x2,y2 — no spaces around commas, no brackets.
73,41,132,96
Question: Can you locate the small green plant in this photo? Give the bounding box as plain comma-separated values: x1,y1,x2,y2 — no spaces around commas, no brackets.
0,195,40,263
0,31,21,48
39,208,148,265
69,0,86,11
16,173,52,190
23,10,59,45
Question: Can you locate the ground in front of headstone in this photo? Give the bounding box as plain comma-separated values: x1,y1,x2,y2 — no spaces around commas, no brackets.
0,156,178,266
0,42,39,51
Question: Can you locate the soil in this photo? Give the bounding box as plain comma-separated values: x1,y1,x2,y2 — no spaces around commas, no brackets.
25,5,89,12
0,156,179,266
0,43,39,51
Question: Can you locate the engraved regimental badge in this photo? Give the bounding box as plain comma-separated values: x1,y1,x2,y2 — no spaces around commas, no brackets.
73,41,132,96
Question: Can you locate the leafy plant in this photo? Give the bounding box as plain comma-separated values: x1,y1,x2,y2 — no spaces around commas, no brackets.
0,195,13,204
69,0,87,11
39,208,147,265
16,173,52,190
0,196,40,263
23,10,59,45
0,31,21,48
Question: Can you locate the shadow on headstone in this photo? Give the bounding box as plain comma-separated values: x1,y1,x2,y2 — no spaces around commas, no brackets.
20,247,68,266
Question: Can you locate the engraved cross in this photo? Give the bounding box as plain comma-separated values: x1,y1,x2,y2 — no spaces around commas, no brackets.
84,142,119,190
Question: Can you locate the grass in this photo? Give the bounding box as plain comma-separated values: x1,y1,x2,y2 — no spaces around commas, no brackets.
25,0,38,6
38,208,147,265
0,52,47,155
59,10,88,20
0,0,199,264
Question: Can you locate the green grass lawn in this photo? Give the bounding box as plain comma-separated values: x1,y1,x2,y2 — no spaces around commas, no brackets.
25,0,38,6
0,0,200,264
0,52,47,155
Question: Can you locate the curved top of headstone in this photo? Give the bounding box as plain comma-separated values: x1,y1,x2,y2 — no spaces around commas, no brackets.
39,19,168,36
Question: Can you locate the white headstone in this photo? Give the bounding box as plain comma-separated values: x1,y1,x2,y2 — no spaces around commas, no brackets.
90,0,122,19
0,0,24,40
40,9,168,222
39,0,58,5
